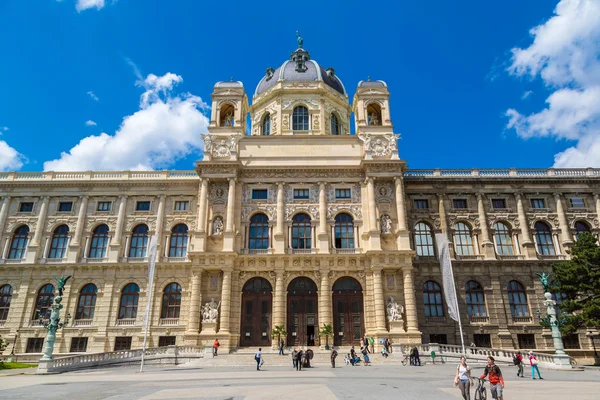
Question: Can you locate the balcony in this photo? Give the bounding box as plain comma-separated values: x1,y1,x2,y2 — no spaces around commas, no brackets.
468,316,489,324
2,258,24,264
41,257,66,264
331,248,359,254
537,255,565,261
72,319,93,327
415,255,437,262
84,257,107,264
241,249,272,255
287,248,315,255
454,255,484,261
126,257,149,263
116,318,137,326
512,316,532,324
425,316,447,324
496,255,524,261
159,318,180,326
166,257,189,263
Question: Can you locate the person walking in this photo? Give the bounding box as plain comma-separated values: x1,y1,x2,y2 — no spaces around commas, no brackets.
212,338,220,357
330,348,338,368
383,337,390,353
255,348,263,371
479,356,504,400
412,346,421,366
528,351,543,379
279,339,285,356
296,349,303,371
363,336,370,353
292,347,298,369
454,356,474,400
514,351,524,377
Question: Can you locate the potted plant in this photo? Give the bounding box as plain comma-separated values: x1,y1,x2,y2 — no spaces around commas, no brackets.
271,325,287,348
320,323,333,350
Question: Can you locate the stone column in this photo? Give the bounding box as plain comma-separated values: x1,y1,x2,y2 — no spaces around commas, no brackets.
403,267,419,332
219,269,232,333
372,269,386,333
112,195,127,245
367,178,377,231
197,179,208,233
273,270,285,328
318,182,329,253
515,193,536,258
71,196,88,247
31,196,49,247
274,183,285,253
394,177,410,249
0,196,12,250
319,272,331,330
477,194,495,259
554,193,573,248
226,179,236,233
187,269,202,333
155,195,166,259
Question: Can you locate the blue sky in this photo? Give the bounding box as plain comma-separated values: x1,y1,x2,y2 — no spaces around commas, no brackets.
0,0,598,172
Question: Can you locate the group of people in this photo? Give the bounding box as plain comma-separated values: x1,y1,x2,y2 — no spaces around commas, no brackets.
343,345,372,366
513,351,544,379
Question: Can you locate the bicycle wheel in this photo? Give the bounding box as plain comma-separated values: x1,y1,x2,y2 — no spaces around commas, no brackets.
401,358,408,366
474,389,480,400
481,389,487,400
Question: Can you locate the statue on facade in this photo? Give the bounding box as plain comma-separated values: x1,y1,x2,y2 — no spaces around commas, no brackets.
296,30,303,48
54,275,72,297
227,135,238,152
202,134,212,152
224,110,234,127
360,133,372,151
380,214,393,234
201,298,221,323
386,296,404,322
212,216,224,235
536,272,551,293
368,112,380,126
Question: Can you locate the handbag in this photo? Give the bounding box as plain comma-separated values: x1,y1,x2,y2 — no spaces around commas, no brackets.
531,357,538,366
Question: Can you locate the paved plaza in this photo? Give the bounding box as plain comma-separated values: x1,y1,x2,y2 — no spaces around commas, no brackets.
1,361,599,400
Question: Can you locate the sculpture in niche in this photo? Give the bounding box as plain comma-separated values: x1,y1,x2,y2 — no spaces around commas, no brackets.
227,135,238,152
201,298,220,323
223,110,234,127
201,134,212,152
380,214,392,234
386,296,404,322
212,216,224,235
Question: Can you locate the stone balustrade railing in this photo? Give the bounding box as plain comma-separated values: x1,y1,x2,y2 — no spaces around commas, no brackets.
404,168,600,178
0,170,198,182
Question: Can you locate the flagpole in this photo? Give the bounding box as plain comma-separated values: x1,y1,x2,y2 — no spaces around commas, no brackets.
140,234,159,373
449,261,466,355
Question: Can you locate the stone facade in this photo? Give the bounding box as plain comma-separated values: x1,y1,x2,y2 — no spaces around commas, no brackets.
1,43,600,357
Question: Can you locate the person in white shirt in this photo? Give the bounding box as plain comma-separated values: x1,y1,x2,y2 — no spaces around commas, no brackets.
255,348,262,371
454,356,474,400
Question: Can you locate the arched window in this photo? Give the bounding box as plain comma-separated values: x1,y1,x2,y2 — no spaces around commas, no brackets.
8,225,29,259
507,280,529,317
262,113,271,136
34,284,55,320
292,106,309,131
48,225,69,259
220,103,235,127
534,221,555,255
465,281,486,317
334,213,354,249
423,281,444,317
332,277,362,293
89,224,109,259
161,282,182,319
414,222,435,256
169,224,188,257
118,283,140,320
292,213,311,249
249,213,269,250
454,222,474,256
331,113,341,135
75,283,97,320
129,224,149,258
574,221,591,240
367,103,382,126
493,222,514,256
0,284,13,321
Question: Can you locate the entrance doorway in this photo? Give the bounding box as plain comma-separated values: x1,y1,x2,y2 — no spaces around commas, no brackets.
240,277,272,347
287,277,318,347
332,277,364,346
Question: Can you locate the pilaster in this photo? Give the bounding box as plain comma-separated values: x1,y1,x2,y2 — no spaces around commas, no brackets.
515,193,536,259
26,196,49,263
394,177,410,249
477,194,496,259
274,182,286,253
219,268,232,333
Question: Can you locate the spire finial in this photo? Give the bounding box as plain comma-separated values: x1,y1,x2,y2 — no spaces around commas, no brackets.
368,76,371,82
296,30,303,48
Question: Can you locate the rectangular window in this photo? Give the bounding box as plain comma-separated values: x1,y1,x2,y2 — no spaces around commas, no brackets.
429,334,448,344
158,336,176,347
492,198,507,209
252,189,268,200
26,338,44,353
414,199,429,209
19,202,34,212
473,334,491,348
58,201,73,212
517,334,536,350
70,337,88,353
335,188,351,199
97,201,111,212
136,201,151,211
569,197,585,208
114,336,132,351
293,188,309,200
174,201,189,211
452,199,468,209
530,198,546,209
562,334,580,349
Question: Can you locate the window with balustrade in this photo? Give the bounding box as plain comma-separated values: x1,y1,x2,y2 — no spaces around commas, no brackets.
534,221,555,255
507,280,529,317
0,284,12,321
161,283,182,319
33,284,55,320
291,213,312,249
423,281,444,317
453,222,474,256
8,225,29,259
89,224,109,259
75,283,97,320
169,224,188,257
414,222,435,256
493,222,514,256
118,283,140,320
48,225,69,259
465,280,487,317
334,213,354,249
249,213,269,250
129,224,149,258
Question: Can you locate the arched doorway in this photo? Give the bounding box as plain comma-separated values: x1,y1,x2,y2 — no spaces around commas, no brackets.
332,277,364,346
287,277,318,347
240,277,272,347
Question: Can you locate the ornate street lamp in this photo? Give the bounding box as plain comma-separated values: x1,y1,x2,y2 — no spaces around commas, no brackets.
38,276,71,362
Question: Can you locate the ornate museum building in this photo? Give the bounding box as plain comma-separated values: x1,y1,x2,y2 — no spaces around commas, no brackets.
1,41,599,356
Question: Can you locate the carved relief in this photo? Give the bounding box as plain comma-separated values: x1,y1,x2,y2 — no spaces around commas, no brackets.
359,133,400,157
209,183,229,203
326,205,362,219
241,169,364,180
285,205,319,220
241,205,276,222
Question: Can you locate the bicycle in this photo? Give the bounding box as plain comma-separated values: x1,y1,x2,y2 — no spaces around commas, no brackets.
474,378,487,400
401,354,410,366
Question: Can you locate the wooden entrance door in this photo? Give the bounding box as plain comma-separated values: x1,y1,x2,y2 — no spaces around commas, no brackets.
240,278,272,347
286,277,318,347
332,277,364,346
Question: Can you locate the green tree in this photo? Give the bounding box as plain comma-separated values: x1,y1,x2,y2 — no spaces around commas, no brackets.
552,232,600,334
319,323,333,350
272,325,287,345
0,336,7,368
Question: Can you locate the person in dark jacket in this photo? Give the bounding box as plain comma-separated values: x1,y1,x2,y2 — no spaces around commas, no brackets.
296,349,303,371
412,346,421,366
331,348,338,368
292,348,298,369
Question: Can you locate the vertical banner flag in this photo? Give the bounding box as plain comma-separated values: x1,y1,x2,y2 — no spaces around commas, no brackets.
140,234,159,373
435,233,460,322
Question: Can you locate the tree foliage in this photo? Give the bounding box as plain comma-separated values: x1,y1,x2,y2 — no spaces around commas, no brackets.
552,232,600,334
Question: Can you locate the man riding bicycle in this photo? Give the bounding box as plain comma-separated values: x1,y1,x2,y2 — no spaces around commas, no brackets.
479,356,505,400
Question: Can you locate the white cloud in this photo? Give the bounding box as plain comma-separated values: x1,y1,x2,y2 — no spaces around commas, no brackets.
85,120,97,126
87,91,99,101
44,72,209,171
1,127,8,131
521,90,533,100
76,0,105,12
0,140,25,171
505,0,600,167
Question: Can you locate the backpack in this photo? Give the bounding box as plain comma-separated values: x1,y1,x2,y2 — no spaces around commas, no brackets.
513,356,520,365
